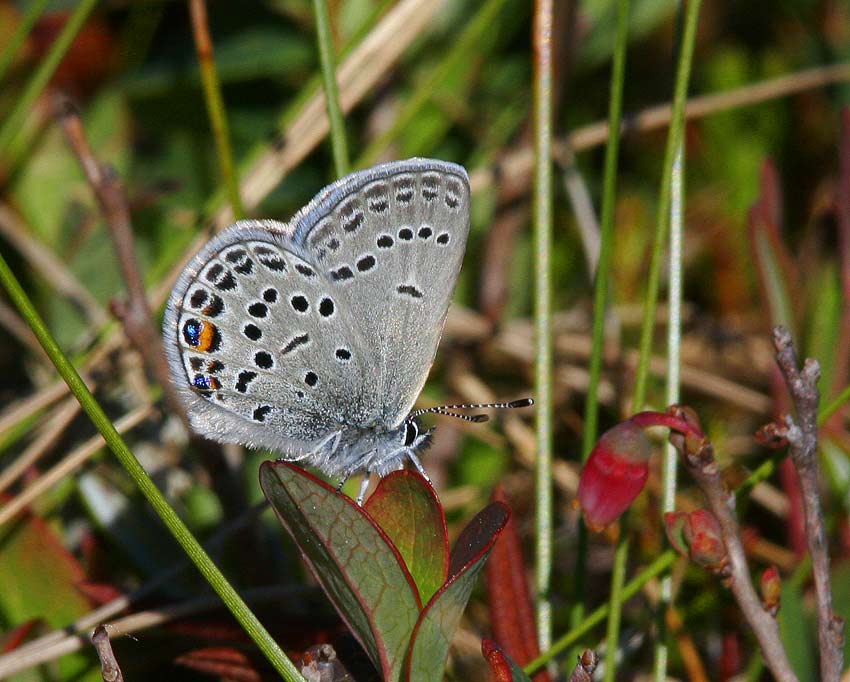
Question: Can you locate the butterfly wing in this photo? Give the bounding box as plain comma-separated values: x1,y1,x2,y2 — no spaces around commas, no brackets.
163,220,384,457
290,158,470,428
163,159,469,461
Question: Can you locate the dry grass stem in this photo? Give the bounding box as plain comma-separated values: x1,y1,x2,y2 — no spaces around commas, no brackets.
0,404,154,527
0,202,109,328
0,500,270,678
469,62,850,197
54,94,187,427
0,396,81,493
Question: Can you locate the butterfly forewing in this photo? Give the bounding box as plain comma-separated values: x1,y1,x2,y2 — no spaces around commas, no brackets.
163,159,469,463
294,160,470,427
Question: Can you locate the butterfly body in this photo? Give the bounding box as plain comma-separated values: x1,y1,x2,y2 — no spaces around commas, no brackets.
164,159,469,482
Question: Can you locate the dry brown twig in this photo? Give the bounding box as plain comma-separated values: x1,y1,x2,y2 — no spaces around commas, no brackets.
91,626,124,682
768,326,845,682
53,93,187,427
670,409,799,682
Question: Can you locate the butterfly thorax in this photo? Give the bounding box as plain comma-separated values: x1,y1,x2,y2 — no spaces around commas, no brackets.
308,417,431,479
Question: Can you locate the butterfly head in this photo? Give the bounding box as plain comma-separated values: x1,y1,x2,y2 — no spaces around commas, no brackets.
401,417,432,452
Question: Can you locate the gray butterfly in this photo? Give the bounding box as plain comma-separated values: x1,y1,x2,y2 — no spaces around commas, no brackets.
163,158,530,502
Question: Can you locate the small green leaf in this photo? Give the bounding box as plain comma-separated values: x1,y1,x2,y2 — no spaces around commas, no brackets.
778,576,816,682
364,470,449,604
0,510,96,680
260,462,421,682
405,502,510,681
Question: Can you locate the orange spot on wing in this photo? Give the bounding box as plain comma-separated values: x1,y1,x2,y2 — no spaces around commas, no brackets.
197,322,217,352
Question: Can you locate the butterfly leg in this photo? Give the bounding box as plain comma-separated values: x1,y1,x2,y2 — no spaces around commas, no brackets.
355,472,372,506
406,451,431,483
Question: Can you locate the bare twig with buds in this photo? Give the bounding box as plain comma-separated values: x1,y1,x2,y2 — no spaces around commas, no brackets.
669,406,799,682
767,326,845,682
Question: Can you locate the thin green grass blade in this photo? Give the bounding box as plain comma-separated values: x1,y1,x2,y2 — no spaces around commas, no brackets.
606,2,702,678
524,550,678,674
574,0,631,637
0,252,304,682
532,0,554,655
0,0,51,85
312,0,349,177
0,0,99,155
190,0,245,219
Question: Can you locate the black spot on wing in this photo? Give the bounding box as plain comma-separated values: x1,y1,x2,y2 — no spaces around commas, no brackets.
281,334,309,355
235,370,257,393
397,284,423,299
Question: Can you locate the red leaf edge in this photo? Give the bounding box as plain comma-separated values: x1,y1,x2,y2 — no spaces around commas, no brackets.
260,461,423,678
403,501,510,681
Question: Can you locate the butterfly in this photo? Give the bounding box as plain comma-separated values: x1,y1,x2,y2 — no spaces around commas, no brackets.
163,158,531,503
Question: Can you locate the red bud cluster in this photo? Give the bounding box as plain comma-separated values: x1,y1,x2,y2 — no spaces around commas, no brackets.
664,509,728,573
759,565,782,615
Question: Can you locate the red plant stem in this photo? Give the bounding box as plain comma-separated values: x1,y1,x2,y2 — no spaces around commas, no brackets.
676,431,798,681
629,411,703,439
772,327,845,682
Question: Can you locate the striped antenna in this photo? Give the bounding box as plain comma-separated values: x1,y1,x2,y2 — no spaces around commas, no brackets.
410,397,533,422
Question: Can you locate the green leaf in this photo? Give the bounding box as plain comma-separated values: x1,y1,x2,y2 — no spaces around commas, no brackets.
364,470,449,604
778,576,816,682
260,462,422,682
405,502,510,681
0,510,96,680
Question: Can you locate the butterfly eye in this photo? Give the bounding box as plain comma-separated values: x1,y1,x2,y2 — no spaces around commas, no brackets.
403,421,418,447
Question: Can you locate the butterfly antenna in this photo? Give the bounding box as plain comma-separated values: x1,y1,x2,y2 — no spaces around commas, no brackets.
410,398,533,423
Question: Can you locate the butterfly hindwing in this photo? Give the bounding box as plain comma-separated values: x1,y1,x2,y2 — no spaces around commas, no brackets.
292,158,470,428
163,222,383,457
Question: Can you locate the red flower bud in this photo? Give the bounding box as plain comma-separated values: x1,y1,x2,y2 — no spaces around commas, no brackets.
686,509,727,571
760,565,782,615
664,509,727,572
578,421,651,530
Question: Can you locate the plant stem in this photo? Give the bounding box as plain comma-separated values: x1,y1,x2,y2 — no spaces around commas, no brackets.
772,328,844,682
312,0,349,178
574,0,630,632
678,424,799,682
654,1,687,672
632,0,702,408
602,523,630,682
189,0,244,219
653,142,684,681
533,0,554,655
355,0,509,169
0,253,304,682
604,1,701,676
524,550,678,674
0,0,99,155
